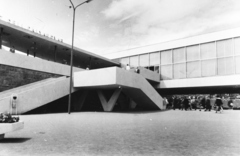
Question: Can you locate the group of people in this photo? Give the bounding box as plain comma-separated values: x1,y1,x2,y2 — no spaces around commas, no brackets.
164,95,225,113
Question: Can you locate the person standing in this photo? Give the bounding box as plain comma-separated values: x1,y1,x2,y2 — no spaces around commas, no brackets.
205,96,211,111
163,97,169,110
215,95,223,113
126,64,130,70
199,96,206,111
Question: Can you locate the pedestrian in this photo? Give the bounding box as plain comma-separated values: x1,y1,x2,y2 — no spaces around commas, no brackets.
205,96,211,111
163,97,169,109
215,95,223,113
126,64,130,70
228,97,234,110
199,96,206,111
183,96,190,111
135,67,140,73
191,96,197,110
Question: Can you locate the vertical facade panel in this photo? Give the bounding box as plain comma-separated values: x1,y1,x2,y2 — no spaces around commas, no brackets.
139,54,149,67
161,65,172,80
187,61,201,78
130,56,139,67
173,63,186,79
186,45,200,61
201,42,216,59
173,48,185,63
202,59,217,76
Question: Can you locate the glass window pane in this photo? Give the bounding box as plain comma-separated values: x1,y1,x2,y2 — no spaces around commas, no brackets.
202,59,216,77
120,57,129,65
150,52,160,66
187,61,201,78
217,39,233,58
201,42,216,59
236,56,240,74
139,54,149,67
161,50,172,65
186,45,200,61
173,63,186,79
130,56,139,67
173,48,185,63
154,66,159,73
217,57,234,75
160,65,172,80
235,37,240,56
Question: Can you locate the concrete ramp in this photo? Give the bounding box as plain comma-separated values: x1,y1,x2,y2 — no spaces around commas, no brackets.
74,67,163,110
0,76,73,114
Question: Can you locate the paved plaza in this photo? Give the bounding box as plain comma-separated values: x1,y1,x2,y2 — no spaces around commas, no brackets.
0,110,240,156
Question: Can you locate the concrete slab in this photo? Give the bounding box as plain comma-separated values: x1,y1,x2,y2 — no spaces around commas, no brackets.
0,121,24,139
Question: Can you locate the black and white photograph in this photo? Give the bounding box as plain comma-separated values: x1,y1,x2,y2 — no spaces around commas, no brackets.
0,0,240,155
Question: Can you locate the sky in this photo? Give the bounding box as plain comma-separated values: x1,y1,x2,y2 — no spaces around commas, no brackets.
0,0,240,56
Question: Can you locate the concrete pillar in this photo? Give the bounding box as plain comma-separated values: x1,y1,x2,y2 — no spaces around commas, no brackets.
33,42,36,57
0,28,3,49
54,45,57,62
97,88,122,112
73,90,89,111
0,134,5,140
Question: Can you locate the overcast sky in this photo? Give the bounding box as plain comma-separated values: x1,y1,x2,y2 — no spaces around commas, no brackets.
0,0,240,56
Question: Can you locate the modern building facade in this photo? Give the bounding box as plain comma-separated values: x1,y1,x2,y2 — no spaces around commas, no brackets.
106,27,240,95
1,17,240,114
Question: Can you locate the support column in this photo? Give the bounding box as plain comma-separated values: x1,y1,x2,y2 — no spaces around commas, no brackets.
33,42,36,57
0,28,3,49
97,88,122,112
0,134,4,140
73,90,89,111
54,45,57,62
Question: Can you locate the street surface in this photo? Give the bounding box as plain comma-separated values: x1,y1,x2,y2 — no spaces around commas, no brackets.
0,110,240,156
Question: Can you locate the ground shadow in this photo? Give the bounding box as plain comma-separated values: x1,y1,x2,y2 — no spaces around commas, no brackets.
0,138,31,143
109,110,169,114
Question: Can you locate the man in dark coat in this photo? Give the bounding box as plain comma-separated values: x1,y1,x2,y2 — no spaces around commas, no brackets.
215,95,223,113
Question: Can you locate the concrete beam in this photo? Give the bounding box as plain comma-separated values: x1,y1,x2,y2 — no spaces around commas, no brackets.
97,88,122,111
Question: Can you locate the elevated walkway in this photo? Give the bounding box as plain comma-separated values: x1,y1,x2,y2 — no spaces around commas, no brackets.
74,67,163,111
0,76,75,114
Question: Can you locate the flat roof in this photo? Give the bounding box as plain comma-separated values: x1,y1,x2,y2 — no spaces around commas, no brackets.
105,27,240,59
0,19,120,69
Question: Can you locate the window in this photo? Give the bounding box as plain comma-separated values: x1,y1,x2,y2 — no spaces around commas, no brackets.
236,56,240,74
217,39,233,58
186,45,200,61
130,56,139,67
173,48,185,63
173,63,186,79
217,57,234,75
161,65,172,80
120,57,129,65
201,42,216,60
139,54,149,67
150,52,160,66
161,50,172,65
154,66,160,73
235,37,240,56
202,59,216,76
187,61,201,78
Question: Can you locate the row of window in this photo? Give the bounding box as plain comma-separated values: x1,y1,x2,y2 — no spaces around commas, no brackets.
119,37,240,80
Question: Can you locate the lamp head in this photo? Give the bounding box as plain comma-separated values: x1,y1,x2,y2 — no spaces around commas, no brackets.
86,0,93,3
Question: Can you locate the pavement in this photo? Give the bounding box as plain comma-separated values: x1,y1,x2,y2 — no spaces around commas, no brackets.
0,110,240,156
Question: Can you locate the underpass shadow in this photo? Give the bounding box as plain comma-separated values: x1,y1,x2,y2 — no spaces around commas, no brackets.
114,110,168,114
0,138,31,143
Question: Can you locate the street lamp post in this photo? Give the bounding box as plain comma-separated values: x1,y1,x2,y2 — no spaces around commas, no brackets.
68,0,93,114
